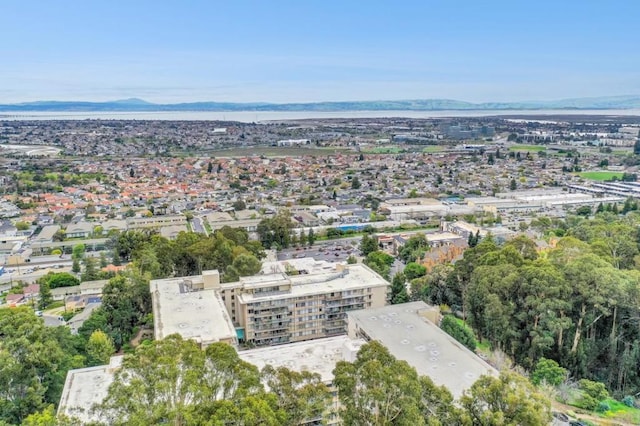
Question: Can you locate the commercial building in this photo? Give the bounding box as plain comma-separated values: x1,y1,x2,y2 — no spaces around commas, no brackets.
150,258,389,347
346,301,497,399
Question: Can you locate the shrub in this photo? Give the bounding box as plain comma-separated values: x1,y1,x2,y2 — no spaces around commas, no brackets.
531,358,568,387
596,401,610,413
622,395,635,408
578,379,609,411
440,315,477,351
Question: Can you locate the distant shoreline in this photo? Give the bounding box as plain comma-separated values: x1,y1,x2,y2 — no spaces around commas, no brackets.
2,109,640,123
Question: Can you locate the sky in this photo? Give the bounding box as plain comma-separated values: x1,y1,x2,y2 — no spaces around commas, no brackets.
1,0,639,103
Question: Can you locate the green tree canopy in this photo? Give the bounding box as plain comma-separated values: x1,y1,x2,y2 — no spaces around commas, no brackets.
0,308,84,424
333,341,459,425
460,371,552,425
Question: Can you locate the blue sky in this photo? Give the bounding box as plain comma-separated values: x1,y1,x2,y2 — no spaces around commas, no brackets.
1,0,639,103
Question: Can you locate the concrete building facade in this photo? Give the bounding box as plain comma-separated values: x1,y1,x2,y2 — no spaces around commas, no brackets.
150,258,390,347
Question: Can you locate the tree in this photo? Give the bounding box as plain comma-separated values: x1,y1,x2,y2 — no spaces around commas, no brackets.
440,315,477,351
576,205,592,217
351,176,361,190
39,272,80,289
15,221,30,231
86,330,115,366
230,253,262,277
398,234,429,263
531,357,568,387
71,244,85,260
99,252,108,268
390,272,409,304
364,251,394,281
207,161,213,173
38,281,52,310
97,274,152,350
307,227,316,246
460,371,552,425
0,308,83,424
71,258,81,274
510,178,517,190
261,366,331,425
81,256,99,282
578,379,609,410
232,200,246,211
359,234,378,256
404,262,427,280
333,341,459,425
97,336,273,426
257,210,295,249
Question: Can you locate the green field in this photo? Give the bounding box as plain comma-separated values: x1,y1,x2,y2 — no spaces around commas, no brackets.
422,146,445,153
577,171,624,181
362,146,404,154
508,144,547,152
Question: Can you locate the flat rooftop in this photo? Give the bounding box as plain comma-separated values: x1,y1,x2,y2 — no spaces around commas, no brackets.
57,356,123,423
238,260,388,303
239,335,366,383
347,301,497,399
151,276,237,346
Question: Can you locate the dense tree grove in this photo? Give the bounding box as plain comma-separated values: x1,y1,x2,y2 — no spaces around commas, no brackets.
0,309,84,425
113,226,264,281
257,209,296,249
412,212,640,398
333,341,550,425
95,335,330,426
78,272,152,350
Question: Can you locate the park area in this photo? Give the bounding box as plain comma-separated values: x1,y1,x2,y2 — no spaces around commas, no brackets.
577,171,625,181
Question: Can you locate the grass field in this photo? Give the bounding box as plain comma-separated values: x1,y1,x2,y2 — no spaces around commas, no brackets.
508,144,547,152
422,146,446,153
600,398,640,423
362,146,404,154
577,171,624,181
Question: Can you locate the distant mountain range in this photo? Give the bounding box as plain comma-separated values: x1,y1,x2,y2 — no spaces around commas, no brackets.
1,96,640,112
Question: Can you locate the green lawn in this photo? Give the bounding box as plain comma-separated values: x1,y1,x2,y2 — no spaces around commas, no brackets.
422,146,445,153
600,398,640,423
362,146,404,154
577,171,624,181
508,144,547,152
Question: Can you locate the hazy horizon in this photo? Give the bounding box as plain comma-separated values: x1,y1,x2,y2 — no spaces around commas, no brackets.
2,1,639,103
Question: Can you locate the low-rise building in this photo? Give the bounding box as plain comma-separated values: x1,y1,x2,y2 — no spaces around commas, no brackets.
65,221,94,239
347,301,497,399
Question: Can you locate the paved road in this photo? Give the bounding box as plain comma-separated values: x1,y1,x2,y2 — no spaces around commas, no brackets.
192,217,208,235
0,265,73,285
43,314,66,327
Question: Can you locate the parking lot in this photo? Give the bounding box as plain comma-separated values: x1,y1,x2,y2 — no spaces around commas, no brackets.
277,239,361,263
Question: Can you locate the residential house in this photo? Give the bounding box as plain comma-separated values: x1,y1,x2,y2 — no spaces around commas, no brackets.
65,221,94,239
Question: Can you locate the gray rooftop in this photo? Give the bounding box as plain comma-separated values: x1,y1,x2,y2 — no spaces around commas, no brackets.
239,335,366,384
151,275,237,346
347,301,497,398
57,356,123,423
